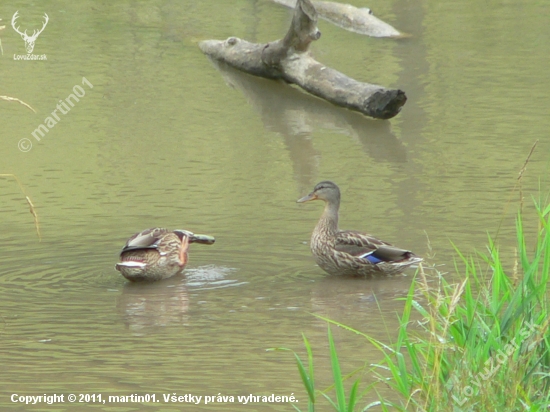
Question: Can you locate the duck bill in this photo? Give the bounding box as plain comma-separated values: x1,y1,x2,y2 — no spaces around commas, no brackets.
297,193,317,203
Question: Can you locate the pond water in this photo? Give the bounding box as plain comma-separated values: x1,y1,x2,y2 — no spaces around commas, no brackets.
1,0,549,410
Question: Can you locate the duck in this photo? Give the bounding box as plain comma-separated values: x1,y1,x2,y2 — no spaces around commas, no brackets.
115,228,215,282
297,181,422,277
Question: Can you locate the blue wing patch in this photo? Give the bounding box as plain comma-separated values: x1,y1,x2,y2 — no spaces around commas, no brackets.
359,251,383,264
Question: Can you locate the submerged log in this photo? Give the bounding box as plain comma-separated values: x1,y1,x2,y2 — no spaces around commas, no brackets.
209,58,408,161
199,0,406,120
272,0,404,38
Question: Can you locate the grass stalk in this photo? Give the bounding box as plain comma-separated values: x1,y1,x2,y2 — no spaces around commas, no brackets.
285,198,550,411
1,174,41,241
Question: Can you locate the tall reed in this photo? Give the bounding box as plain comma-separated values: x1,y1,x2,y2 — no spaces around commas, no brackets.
286,201,550,411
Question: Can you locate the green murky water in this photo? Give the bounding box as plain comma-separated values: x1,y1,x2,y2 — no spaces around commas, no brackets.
1,0,550,410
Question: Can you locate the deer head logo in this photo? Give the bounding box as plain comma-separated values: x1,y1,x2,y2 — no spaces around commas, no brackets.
11,11,49,54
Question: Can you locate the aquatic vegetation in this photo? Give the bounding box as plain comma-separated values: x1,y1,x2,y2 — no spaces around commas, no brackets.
285,200,550,411
270,328,366,412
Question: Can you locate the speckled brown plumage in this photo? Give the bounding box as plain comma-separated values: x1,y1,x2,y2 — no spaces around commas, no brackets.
297,181,422,277
115,228,215,282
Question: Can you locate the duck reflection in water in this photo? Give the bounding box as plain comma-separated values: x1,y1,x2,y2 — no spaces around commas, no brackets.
116,265,243,332
117,276,190,332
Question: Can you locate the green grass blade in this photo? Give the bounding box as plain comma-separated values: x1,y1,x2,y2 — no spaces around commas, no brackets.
328,326,347,411
294,351,315,406
347,380,360,412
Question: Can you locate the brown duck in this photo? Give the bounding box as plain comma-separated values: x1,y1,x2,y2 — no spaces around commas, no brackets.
115,228,215,282
297,181,422,277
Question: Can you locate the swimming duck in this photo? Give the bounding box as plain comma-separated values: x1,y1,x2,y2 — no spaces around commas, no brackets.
115,228,215,282
297,181,422,277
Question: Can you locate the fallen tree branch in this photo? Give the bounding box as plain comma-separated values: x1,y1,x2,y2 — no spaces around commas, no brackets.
272,0,405,38
211,58,407,157
199,0,406,119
